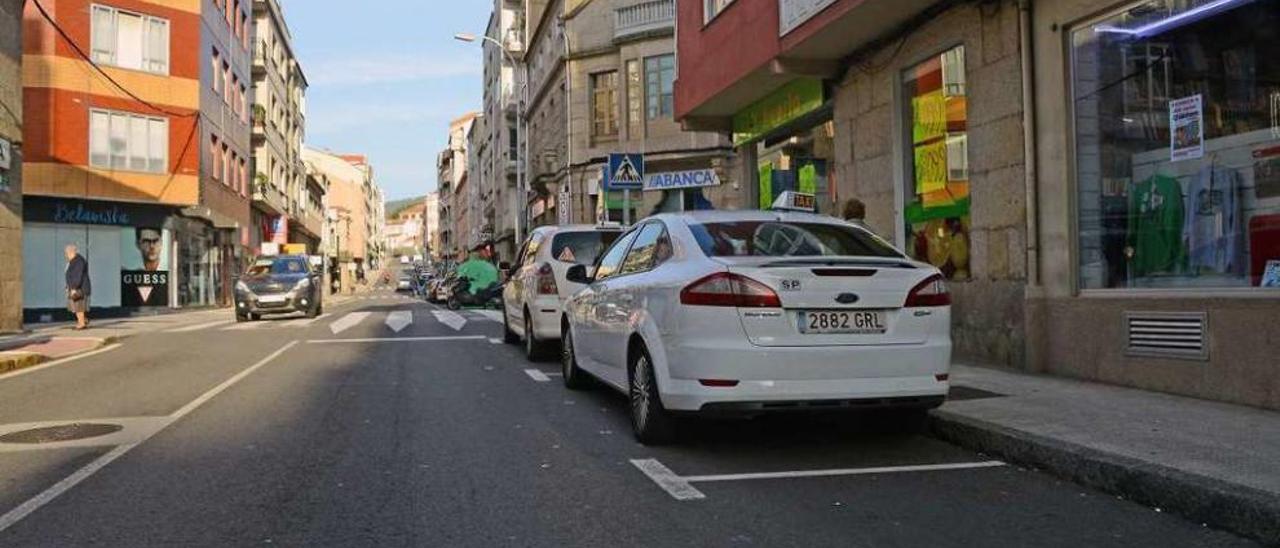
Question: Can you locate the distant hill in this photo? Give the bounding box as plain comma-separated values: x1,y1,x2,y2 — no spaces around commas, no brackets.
385,195,425,219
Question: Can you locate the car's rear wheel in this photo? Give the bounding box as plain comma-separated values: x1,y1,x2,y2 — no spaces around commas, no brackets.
629,347,676,445
524,312,552,361
502,309,520,344
561,326,590,390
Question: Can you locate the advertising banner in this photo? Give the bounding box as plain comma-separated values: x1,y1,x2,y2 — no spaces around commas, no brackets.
1170,94,1204,162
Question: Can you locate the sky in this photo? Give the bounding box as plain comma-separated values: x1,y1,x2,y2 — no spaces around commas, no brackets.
285,0,491,201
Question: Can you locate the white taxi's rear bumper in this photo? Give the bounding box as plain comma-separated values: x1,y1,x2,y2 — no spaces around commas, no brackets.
656,337,950,412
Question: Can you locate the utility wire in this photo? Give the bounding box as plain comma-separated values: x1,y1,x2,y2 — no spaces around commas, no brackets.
30,0,197,118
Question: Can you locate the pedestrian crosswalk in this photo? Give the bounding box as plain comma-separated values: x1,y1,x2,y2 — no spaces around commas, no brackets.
161,308,503,335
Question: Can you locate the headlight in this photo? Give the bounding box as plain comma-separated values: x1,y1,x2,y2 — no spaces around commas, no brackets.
235,280,250,293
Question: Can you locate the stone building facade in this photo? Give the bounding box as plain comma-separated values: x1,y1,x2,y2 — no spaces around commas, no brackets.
829,1,1030,366
0,0,22,332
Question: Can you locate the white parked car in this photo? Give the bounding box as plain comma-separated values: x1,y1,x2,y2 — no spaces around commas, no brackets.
559,210,952,444
502,224,625,359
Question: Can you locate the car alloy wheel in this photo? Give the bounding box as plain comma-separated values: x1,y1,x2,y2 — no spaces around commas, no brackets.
629,348,675,445
561,327,588,390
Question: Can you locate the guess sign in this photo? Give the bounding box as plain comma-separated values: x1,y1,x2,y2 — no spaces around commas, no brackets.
121,270,170,307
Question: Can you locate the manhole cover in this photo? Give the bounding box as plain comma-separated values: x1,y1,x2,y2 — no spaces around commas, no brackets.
948,385,1005,401
0,423,124,444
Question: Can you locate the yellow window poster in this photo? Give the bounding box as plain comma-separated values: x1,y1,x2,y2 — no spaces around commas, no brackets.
913,139,948,195
798,164,817,194
912,90,947,145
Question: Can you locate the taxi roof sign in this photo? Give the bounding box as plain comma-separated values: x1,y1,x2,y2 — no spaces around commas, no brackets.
770,191,817,212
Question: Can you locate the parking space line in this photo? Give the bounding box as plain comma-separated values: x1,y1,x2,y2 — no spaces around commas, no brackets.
683,461,1006,482
630,458,1005,501
630,459,707,501
523,369,551,382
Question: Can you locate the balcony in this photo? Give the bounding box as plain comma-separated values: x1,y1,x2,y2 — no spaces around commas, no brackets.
251,175,287,215
615,0,674,42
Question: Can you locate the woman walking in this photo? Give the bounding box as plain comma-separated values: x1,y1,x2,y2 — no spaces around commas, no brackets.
64,244,92,330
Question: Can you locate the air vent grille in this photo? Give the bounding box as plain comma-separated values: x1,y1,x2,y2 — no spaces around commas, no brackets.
1126,312,1208,360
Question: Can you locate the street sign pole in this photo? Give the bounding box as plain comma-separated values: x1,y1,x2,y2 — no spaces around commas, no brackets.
623,189,631,226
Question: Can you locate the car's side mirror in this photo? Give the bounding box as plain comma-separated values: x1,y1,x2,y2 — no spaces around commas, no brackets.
565,264,593,284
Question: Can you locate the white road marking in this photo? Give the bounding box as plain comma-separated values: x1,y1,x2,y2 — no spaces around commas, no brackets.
682,461,1007,482
431,310,467,331
472,310,503,322
385,311,413,333
0,341,297,533
0,343,122,382
221,321,271,330
523,369,551,382
629,458,1006,501
630,459,706,501
165,319,233,333
488,338,503,344
291,313,331,327
328,311,371,335
306,336,488,344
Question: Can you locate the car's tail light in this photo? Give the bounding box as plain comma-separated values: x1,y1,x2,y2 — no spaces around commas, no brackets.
537,263,558,295
680,272,781,308
905,274,951,307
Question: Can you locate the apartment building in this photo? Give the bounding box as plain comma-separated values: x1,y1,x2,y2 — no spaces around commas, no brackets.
521,0,568,231
249,0,313,255
303,147,370,290
20,0,251,321
473,3,525,262
423,191,439,259
557,0,733,226
0,0,22,332
436,112,479,259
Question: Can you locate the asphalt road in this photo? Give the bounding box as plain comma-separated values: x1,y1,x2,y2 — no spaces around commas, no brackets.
0,283,1258,547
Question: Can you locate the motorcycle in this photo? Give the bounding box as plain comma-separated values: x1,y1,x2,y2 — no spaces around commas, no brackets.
446,277,503,310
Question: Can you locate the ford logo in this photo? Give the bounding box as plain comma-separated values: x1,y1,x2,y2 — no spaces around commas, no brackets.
835,293,859,304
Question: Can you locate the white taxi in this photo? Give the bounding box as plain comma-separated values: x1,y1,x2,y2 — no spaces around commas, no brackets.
560,202,952,444
502,224,624,359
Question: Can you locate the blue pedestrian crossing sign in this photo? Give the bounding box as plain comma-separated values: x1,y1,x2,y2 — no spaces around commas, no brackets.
605,153,645,191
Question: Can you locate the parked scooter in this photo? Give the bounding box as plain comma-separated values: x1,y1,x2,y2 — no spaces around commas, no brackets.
446,277,502,310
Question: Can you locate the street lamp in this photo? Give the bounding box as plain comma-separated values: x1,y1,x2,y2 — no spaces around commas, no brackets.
454,31,528,249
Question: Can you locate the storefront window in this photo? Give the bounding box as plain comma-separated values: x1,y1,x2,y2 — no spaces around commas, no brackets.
1072,0,1280,290
902,46,971,280
756,121,836,215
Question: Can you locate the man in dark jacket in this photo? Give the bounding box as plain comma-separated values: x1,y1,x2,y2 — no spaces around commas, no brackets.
64,244,91,330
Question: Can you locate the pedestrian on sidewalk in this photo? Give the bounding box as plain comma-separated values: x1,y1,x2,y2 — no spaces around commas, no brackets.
64,244,92,330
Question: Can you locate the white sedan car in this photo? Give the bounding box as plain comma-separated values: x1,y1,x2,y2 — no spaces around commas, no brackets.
560,210,952,444
502,224,624,359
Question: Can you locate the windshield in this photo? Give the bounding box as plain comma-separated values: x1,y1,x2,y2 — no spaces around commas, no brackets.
689,221,902,258
245,257,309,276
550,231,622,265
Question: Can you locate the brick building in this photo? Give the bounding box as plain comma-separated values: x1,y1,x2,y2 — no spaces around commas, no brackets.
20,0,253,320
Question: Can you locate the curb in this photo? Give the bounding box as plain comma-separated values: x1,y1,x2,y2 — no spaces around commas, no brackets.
0,352,47,374
0,336,116,377
927,410,1280,544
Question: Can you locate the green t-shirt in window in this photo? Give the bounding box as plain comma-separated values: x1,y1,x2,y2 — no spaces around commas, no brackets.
1127,174,1186,278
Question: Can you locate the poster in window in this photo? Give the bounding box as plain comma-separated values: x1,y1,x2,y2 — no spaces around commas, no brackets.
1170,94,1204,162
120,227,170,306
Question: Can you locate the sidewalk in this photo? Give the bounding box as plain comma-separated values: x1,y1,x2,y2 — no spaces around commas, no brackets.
931,363,1280,544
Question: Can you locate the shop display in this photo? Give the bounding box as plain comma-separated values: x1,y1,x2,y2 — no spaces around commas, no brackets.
1071,0,1280,290
902,45,970,280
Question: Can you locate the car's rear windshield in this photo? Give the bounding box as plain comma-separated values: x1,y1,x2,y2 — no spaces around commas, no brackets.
550,231,622,264
246,257,309,275
688,221,902,258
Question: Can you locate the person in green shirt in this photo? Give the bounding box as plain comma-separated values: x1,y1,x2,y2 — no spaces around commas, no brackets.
456,243,499,295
